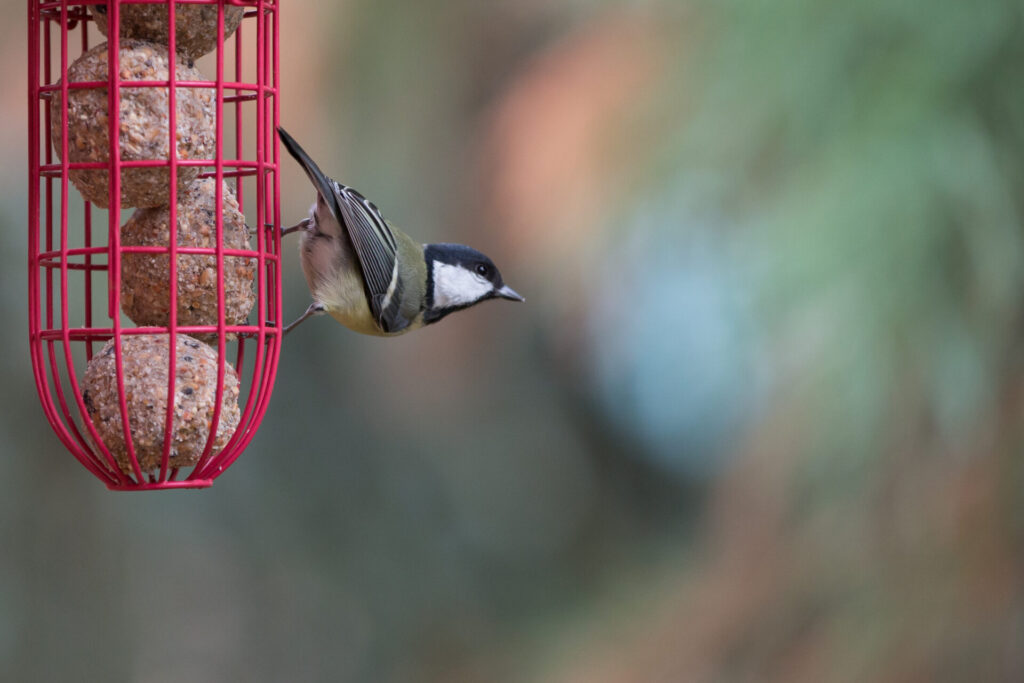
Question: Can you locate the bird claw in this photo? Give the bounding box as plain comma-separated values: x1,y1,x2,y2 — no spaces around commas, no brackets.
236,324,281,340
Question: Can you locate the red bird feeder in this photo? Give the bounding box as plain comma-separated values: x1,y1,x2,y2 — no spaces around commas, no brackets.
28,0,283,490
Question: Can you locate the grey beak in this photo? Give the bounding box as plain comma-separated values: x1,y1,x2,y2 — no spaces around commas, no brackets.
496,285,525,302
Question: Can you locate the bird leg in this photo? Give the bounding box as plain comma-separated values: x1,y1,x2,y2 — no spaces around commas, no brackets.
279,218,311,237
284,302,326,336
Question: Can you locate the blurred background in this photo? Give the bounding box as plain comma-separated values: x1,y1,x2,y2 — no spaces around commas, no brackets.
5,0,1024,680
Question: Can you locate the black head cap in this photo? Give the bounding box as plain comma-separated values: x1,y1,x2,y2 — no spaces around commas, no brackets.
426,243,506,287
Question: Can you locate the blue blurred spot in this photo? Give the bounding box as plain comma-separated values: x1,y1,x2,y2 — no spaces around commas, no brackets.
587,201,759,479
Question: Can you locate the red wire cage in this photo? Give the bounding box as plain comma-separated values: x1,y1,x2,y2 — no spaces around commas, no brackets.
28,0,282,490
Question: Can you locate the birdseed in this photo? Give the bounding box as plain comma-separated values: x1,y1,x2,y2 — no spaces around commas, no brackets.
121,178,256,343
51,40,216,209
92,3,245,62
82,334,241,475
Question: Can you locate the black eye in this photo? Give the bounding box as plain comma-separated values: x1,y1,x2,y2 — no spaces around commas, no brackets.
476,264,490,277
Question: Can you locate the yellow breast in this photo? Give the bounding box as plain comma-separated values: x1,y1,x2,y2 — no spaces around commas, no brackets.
314,266,383,336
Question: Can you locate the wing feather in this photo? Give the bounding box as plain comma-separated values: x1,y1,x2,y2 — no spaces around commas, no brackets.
332,183,409,333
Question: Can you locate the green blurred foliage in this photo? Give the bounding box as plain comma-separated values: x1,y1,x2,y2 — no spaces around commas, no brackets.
676,0,1024,463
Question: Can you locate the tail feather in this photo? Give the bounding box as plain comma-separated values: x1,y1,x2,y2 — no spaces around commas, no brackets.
277,127,339,216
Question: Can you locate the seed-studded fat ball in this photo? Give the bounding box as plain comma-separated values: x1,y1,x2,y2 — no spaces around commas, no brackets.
51,40,216,209
91,3,245,62
121,178,256,342
82,334,241,475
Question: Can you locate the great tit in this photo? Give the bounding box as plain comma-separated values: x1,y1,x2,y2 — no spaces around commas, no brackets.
277,127,524,336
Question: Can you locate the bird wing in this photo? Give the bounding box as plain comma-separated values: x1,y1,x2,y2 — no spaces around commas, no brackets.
331,184,411,334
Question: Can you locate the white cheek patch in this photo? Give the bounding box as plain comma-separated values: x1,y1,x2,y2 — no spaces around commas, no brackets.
433,261,492,309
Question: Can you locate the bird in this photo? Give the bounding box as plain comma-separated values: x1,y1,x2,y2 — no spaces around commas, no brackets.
276,127,524,336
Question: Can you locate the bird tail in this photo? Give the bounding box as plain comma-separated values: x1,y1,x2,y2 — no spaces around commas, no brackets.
277,127,338,211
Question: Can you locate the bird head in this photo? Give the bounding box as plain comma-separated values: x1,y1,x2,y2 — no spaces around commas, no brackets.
424,243,523,323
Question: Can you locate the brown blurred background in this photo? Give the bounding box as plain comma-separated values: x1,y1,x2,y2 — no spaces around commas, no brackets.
4,1,1024,681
